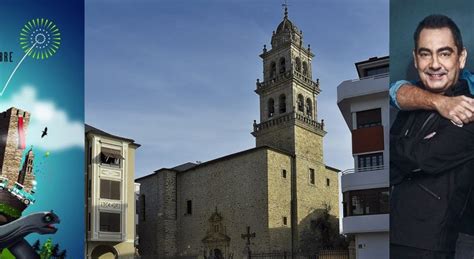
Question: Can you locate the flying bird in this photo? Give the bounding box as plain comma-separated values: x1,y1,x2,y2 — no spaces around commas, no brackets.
41,127,48,138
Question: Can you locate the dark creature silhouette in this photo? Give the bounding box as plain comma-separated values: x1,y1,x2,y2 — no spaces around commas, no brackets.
0,211,59,259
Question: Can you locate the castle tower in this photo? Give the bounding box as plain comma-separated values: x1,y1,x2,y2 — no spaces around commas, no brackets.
18,148,35,192
0,107,31,187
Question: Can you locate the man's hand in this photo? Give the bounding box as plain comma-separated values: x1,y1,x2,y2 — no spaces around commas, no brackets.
396,84,474,124
433,95,474,125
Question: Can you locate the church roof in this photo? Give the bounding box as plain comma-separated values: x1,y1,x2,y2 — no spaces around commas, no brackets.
136,145,339,182
270,7,304,49
276,14,299,34
172,162,197,172
325,165,340,172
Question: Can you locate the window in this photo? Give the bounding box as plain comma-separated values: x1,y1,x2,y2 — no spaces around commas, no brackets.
356,109,381,128
357,152,383,171
186,200,192,215
297,94,304,112
99,212,121,232
270,62,276,78
88,179,91,198
279,94,286,113
283,216,288,225
282,169,287,178
141,195,146,221
268,98,275,117
309,168,315,185
295,57,302,72
343,188,390,216
326,178,330,186
363,65,388,77
88,146,92,165
302,61,308,76
279,58,286,74
100,147,123,167
306,98,312,117
100,179,121,200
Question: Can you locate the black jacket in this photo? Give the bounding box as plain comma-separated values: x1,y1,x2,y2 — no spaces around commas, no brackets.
390,80,474,252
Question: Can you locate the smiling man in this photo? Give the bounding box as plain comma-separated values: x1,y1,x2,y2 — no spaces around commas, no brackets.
414,26,466,93
390,14,474,258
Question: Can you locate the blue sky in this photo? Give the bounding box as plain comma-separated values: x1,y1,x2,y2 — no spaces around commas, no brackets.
85,0,389,178
0,0,84,256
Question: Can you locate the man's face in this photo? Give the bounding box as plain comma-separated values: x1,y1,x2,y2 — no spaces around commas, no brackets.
413,27,467,93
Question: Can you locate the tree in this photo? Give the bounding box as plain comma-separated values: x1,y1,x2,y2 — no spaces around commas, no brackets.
32,240,41,251
39,238,53,259
51,243,60,257
299,204,350,254
58,249,67,259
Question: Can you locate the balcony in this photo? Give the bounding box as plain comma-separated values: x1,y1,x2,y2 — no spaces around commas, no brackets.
252,111,325,137
352,126,384,154
337,74,388,129
342,214,389,234
256,69,320,94
337,73,388,103
341,165,388,192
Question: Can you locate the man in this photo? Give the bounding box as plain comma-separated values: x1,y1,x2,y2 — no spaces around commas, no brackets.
390,14,474,258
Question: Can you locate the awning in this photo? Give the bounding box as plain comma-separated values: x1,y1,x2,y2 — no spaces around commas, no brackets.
101,147,124,160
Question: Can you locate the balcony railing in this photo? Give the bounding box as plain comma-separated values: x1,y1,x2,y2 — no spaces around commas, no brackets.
341,165,385,175
252,111,324,134
256,69,320,92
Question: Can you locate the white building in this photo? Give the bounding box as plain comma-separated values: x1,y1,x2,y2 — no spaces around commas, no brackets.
85,124,141,259
337,56,389,259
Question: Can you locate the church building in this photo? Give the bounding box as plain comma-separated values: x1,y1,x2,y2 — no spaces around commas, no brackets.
136,8,339,258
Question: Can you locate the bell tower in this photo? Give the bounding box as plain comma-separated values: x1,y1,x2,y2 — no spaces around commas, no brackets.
252,7,325,161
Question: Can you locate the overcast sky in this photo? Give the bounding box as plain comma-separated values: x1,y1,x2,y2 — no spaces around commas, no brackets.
85,0,389,178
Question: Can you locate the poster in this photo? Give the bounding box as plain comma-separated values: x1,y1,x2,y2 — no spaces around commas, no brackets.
0,0,84,257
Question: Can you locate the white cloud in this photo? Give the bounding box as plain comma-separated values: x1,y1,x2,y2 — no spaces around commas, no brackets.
0,86,83,151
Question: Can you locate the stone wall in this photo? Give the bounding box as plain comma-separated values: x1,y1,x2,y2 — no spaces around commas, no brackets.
294,159,339,249
293,126,339,248
255,122,295,154
0,107,30,188
266,150,292,251
137,169,178,258
176,148,270,258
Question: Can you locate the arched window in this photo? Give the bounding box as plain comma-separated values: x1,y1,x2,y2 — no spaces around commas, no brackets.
268,98,275,117
279,94,286,114
306,98,313,117
295,57,302,72
270,62,276,78
302,61,308,76
279,58,286,74
297,94,304,112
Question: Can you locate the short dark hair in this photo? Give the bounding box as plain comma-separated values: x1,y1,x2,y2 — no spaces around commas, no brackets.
414,14,463,53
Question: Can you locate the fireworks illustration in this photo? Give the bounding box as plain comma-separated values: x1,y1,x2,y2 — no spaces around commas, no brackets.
1,18,61,96
19,18,61,60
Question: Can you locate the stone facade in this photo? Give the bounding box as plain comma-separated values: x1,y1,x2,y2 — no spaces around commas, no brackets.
18,148,36,193
136,9,340,258
0,107,30,188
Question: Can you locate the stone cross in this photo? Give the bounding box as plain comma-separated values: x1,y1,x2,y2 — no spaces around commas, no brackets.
241,226,256,258
241,226,255,246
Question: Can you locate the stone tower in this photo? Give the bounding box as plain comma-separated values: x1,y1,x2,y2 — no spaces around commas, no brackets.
252,7,325,157
0,107,31,187
18,148,35,192
252,8,331,250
